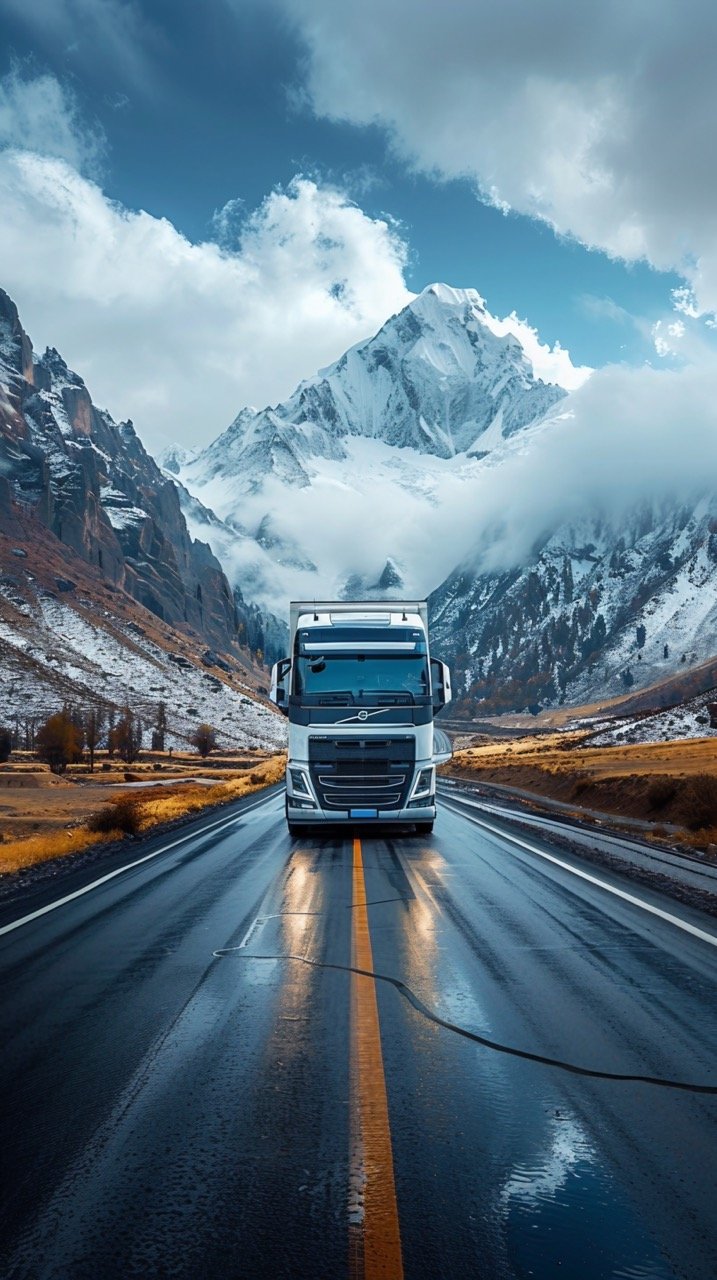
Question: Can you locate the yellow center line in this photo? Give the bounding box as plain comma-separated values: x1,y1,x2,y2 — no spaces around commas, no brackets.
350,835,404,1280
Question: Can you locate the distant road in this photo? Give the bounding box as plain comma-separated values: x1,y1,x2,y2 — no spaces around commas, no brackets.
1,785,716,1278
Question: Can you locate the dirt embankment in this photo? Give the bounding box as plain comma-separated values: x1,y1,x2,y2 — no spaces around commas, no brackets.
444,734,717,846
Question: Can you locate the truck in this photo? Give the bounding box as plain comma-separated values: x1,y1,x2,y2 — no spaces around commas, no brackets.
269,600,452,834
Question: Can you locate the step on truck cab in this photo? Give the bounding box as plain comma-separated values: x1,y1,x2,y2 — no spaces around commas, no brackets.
270,600,452,834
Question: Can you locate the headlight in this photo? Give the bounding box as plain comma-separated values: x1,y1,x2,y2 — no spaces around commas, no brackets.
409,766,435,801
289,768,313,798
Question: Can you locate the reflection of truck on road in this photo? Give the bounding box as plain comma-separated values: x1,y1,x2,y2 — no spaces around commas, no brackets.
270,600,452,834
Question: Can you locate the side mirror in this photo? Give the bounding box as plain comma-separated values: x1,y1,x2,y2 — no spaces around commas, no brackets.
430,658,452,715
270,657,291,716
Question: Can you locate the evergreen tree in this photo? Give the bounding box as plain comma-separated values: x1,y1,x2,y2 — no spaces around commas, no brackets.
152,700,168,752
562,557,574,604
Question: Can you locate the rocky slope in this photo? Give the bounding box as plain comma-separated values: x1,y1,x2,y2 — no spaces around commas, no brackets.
0,288,285,746
0,520,284,749
0,289,239,651
430,497,717,714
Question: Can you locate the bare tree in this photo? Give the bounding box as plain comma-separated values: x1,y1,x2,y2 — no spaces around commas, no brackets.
85,707,105,774
109,707,143,763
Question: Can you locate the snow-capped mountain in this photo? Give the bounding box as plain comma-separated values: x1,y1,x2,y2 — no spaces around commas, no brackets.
430,498,717,714
175,284,569,608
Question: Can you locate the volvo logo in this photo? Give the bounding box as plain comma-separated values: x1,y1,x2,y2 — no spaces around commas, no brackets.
336,706,393,725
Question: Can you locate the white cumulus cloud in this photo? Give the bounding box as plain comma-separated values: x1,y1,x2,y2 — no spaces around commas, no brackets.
279,0,717,315
0,146,412,449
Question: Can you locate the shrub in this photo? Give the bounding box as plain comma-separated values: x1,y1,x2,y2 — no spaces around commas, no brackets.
571,777,591,798
677,774,717,831
191,723,218,757
647,778,678,810
87,795,141,836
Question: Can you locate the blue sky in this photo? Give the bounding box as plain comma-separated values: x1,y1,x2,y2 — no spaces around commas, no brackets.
0,0,713,449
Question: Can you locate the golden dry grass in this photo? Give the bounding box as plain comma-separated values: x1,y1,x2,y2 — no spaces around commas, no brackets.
444,734,717,848
449,733,717,781
129,756,285,828
0,827,116,874
0,755,286,874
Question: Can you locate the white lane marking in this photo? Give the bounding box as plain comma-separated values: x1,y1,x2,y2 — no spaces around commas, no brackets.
441,798,717,950
238,916,268,949
0,791,281,940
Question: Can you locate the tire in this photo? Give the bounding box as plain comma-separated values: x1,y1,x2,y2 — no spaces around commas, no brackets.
415,821,434,835
284,798,298,839
286,797,304,837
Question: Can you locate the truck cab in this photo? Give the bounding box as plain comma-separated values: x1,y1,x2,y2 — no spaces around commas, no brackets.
270,600,451,834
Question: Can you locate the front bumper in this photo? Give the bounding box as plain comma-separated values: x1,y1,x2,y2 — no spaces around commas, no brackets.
286,799,436,824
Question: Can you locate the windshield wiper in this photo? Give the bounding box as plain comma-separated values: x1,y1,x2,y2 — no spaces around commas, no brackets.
375,690,416,705
315,691,355,705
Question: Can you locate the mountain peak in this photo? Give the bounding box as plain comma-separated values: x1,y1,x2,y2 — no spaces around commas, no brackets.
417,282,487,311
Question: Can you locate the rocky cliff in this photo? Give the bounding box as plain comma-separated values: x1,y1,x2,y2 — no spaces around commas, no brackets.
0,289,240,653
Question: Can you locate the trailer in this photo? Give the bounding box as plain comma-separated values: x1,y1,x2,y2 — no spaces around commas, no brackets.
269,599,452,834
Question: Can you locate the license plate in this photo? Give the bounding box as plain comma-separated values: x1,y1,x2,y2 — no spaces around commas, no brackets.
350,808,378,819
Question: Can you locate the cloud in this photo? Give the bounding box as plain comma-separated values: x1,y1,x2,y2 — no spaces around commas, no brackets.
1,0,154,91
279,0,717,314
578,295,634,327
0,66,104,174
427,351,717,581
0,150,412,449
478,308,590,390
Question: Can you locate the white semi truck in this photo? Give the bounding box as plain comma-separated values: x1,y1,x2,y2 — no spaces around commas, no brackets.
269,600,452,834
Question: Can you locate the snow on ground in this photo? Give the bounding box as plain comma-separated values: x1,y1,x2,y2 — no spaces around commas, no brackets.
583,691,717,748
0,581,286,751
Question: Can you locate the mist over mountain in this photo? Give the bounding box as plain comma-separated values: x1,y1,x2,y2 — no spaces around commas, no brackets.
173,284,570,608
171,282,717,714
5,267,714,721
430,498,717,714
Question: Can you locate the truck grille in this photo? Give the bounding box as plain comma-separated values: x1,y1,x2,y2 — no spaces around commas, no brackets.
308,736,415,811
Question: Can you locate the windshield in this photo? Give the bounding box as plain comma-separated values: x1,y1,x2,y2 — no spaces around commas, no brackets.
293,653,429,702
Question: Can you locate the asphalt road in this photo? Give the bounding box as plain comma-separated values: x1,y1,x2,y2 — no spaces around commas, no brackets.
1,785,716,1280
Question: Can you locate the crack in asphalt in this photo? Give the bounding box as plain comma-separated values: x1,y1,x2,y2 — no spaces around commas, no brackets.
213,948,717,1095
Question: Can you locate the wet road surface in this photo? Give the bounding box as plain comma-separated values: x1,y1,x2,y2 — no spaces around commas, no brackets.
1,785,716,1279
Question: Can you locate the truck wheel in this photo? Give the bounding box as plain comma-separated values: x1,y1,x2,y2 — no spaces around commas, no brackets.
285,798,302,837
285,798,308,839
415,821,434,835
